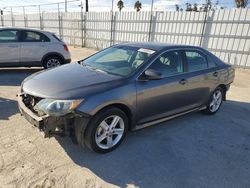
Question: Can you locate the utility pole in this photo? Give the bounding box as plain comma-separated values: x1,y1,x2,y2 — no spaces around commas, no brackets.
85,0,89,12
65,0,67,12
11,7,14,27
0,9,3,27
148,0,154,42
111,0,114,12
38,5,43,30
23,6,27,27
58,3,62,39
199,0,209,46
22,6,25,16
79,1,84,47
110,0,114,46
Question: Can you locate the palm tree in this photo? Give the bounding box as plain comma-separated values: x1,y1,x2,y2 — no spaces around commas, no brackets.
117,0,124,12
207,0,212,10
193,3,198,11
185,3,192,11
235,0,249,7
175,4,180,11
134,1,142,12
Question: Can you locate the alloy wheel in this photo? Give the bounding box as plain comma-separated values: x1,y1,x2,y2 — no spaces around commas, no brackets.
46,58,61,68
95,115,125,149
209,90,222,112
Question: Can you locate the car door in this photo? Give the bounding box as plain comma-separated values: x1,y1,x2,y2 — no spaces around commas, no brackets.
0,29,20,64
182,49,220,108
19,30,50,64
136,50,191,125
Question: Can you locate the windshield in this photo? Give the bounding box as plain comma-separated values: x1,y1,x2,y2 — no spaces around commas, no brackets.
81,46,154,77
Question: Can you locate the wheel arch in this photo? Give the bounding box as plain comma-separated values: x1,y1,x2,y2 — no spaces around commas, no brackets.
92,103,134,131
216,84,227,100
41,52,65,65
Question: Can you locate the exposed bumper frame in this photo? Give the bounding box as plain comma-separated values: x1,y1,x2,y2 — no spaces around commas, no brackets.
18,94,47,129
17,94,90,141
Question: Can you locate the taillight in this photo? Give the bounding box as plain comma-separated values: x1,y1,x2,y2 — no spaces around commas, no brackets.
63,44,69,52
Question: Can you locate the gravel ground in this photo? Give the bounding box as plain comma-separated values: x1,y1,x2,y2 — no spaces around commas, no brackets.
0,46,250,188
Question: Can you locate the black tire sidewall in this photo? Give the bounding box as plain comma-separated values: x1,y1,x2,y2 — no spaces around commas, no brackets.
84,107,128,153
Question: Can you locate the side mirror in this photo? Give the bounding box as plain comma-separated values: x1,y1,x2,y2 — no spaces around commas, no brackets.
141,69,162,80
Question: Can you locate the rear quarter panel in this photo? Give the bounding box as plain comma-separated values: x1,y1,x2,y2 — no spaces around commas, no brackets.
46,42,71,60
217,64,235,86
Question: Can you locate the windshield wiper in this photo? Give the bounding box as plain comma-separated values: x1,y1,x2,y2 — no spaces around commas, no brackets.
82,63,108,74
94,68,108,74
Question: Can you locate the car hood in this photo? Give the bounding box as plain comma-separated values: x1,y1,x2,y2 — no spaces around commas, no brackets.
22,63,123,99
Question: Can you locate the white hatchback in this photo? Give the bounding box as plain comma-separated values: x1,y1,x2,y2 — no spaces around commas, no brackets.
0,28,71,68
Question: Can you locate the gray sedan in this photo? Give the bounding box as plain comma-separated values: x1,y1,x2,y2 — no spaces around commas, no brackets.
18,43,235,153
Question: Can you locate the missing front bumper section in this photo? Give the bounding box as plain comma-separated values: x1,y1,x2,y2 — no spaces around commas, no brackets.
18,94,90,141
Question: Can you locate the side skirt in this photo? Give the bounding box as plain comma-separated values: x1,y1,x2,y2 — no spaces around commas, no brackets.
134,106,207,131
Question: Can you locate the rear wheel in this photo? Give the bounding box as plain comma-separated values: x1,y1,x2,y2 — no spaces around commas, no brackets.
43,56,63,69
84,107,128,153
203,87,224,114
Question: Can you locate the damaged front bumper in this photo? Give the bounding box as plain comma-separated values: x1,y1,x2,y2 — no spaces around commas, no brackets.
17,94,90,141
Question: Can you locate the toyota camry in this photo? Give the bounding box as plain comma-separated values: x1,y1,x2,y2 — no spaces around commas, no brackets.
18,43,235,153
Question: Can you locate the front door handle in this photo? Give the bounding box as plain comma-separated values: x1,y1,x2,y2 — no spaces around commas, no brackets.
213,71,218,77
179,79,187,85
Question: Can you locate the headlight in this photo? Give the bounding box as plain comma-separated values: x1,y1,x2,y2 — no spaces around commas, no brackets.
34,99,83,116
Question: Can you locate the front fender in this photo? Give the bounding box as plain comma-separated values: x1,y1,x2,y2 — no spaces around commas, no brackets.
76,82,136,116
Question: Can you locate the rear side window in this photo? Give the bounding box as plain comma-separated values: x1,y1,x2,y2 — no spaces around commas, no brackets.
0,30,18,43
185,50,208,72
52,34,62,42
22,31,50,42
207,56,217,68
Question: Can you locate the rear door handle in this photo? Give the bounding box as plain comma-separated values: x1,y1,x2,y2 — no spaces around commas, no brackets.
213,71,218,77
179,79,187,85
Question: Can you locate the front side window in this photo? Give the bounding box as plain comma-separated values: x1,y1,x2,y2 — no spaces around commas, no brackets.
148,51,183,77
185,50,208,72
22,31,50,42
81,46,153,77
0,30,18,43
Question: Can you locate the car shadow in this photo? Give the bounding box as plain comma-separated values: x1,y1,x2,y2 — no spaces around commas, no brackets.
0,97,19,120
55,100,250,188
0,68,43,86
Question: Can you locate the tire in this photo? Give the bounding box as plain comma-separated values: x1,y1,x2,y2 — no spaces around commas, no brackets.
43,55,63,69
84,107,128,153
203,87,224,115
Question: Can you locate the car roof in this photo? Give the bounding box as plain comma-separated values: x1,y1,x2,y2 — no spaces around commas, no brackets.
117,42,202,51
0,27,51,35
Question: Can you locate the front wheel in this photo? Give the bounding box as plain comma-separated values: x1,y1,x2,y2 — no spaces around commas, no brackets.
84,107,128,153
203,87,224,114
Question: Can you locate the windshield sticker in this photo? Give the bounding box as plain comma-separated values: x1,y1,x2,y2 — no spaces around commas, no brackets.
138,48,155,55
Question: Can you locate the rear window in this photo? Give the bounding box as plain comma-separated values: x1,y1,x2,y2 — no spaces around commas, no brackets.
52,34,62,42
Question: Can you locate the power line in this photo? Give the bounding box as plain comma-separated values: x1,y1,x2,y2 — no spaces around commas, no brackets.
1,0,80,9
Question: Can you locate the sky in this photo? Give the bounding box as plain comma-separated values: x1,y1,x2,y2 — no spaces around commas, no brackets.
0,0,239,14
